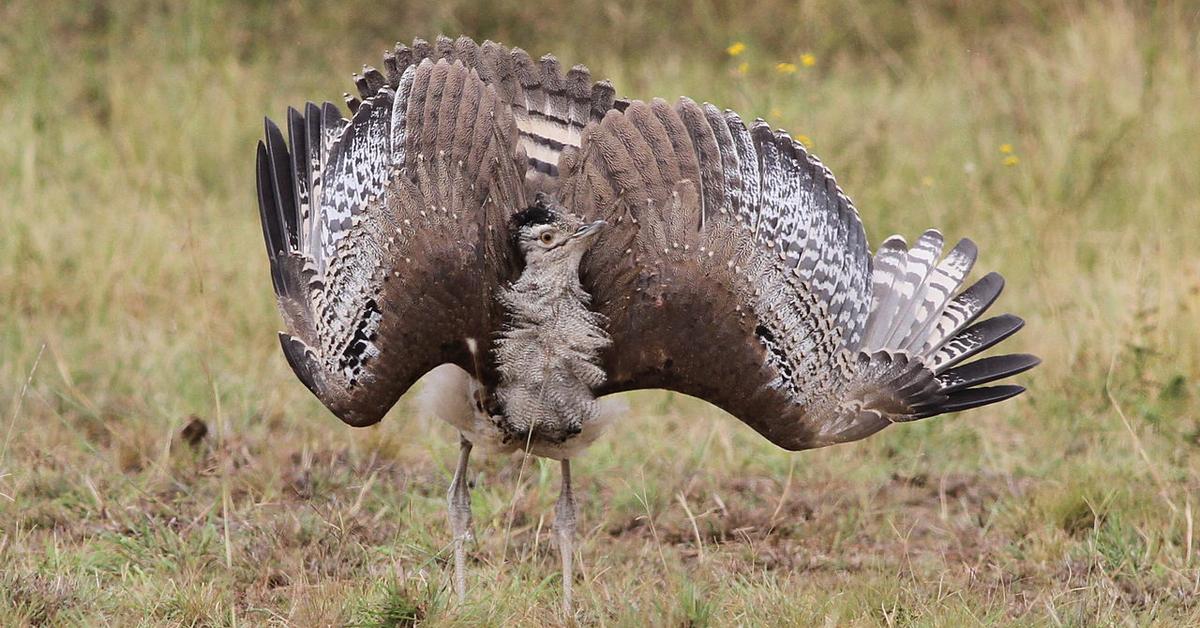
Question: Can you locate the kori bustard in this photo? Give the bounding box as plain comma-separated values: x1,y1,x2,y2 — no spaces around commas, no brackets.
254,35,1039,615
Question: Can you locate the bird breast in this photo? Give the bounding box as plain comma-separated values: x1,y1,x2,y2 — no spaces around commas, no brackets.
492,264,612,446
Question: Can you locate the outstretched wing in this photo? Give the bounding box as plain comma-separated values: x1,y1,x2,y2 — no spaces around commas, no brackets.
256,59,527,426
256,37,623,426
558,98,1038,450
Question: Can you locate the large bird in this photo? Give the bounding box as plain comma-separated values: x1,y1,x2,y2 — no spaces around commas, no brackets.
254,35,1039,615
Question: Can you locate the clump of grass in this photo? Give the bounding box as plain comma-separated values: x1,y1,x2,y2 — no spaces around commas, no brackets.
0,572,80,626
675,580,716,627
349,582,424,628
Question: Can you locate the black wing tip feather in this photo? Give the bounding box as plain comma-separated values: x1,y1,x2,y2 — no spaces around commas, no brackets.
894,310,1036,421
257,113,309,299
255,139,287,295
956,237,979,258
936,312,1026,371
927,384,1027,416
966,271,1005,312
262,116,299,247
970,312,1025,349
938,353,1040,393
907,326,1037,419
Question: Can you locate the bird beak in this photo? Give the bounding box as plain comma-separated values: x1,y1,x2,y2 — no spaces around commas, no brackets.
571,220,607,240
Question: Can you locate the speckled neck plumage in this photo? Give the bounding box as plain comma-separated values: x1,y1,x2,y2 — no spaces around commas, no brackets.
492,255,611,445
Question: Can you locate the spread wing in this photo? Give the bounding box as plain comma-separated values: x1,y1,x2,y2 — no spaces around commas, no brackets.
558,98,1038,450
255,37,621,426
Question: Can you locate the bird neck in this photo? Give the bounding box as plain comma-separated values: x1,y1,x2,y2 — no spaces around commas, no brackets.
492,259,611,443
519,253,586,290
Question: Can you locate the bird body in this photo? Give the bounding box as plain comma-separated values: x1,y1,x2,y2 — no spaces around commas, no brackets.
425,199,615,459
253,35,1039,615
493,203,611,449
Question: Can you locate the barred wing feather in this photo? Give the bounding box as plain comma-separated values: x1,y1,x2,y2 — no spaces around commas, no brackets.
559,98,1037,450
367,36,618,181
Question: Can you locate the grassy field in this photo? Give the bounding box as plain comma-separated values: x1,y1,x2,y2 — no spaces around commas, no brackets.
2,0,1199,624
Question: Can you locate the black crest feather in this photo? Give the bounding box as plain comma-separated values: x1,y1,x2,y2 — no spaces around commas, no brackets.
509,193,560,246
511,204,556,229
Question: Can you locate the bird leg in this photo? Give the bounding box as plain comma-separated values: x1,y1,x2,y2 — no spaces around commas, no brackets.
447,435,473,602
554,459,578,617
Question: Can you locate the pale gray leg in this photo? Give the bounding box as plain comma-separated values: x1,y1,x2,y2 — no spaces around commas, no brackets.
554,459,578,617
447,435,473,602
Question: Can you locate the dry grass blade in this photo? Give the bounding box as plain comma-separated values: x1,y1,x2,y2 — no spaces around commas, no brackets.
0,344,44,501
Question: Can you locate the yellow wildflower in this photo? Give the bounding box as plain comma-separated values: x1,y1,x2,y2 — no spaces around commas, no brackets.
800,53,816,67
775,62,798,74
737,62,749,75
1002,155,1020,166
726,42,746,57
769,107,782,119
999,143,1014,154
921,176,934,187
795,134,813,148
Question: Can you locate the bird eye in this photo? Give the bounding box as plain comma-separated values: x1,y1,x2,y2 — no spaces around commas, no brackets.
540,232,554,244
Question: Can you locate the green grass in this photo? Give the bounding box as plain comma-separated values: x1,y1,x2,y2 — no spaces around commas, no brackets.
2,0,1199,624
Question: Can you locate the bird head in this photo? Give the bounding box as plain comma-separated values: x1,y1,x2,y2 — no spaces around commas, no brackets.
510,193,605,266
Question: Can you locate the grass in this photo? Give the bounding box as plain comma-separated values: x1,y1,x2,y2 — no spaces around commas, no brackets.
1,0,1199,624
